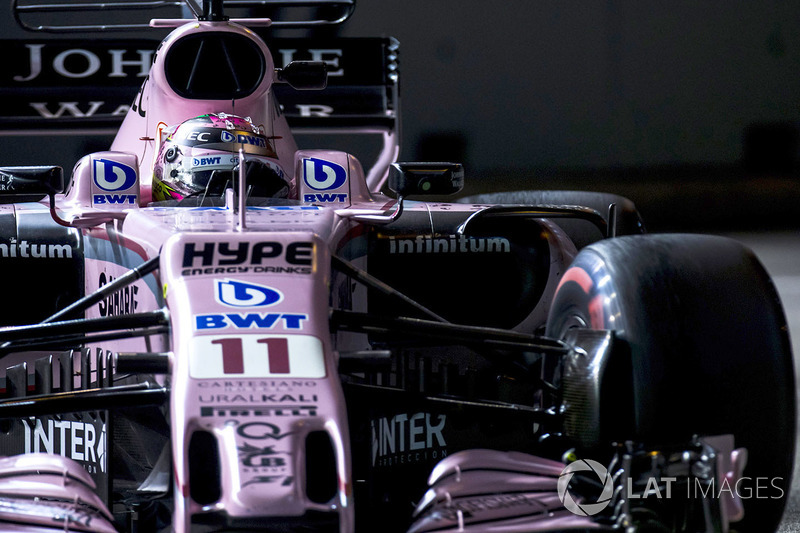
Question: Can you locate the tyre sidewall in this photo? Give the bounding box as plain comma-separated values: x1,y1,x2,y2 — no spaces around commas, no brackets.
546,234,795,531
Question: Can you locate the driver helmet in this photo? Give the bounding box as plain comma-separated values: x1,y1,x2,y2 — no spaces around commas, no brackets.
152,113,290,202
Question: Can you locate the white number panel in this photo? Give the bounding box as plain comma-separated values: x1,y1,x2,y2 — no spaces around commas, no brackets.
190,334,326,379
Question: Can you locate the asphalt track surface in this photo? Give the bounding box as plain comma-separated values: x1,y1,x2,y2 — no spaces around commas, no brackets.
724,233,800,533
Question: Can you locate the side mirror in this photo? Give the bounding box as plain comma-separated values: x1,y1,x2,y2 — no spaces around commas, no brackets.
0,166,64,203
388,162,464,197
275,61,328,90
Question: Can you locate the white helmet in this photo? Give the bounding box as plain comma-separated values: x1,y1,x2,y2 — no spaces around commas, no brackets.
152,113,289,202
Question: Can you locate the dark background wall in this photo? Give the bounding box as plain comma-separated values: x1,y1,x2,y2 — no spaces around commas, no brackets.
341,2,800,170
341,1,800,230
3,1,800,229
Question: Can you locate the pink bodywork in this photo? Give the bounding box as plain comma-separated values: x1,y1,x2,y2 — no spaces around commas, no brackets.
1,15,581,533
0,13,750,532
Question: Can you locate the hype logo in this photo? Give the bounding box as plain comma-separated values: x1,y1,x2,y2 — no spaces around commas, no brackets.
92,158,137,192
215,279,283,308
302,157,347,191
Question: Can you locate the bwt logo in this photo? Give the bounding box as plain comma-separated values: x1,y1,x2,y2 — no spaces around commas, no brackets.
215,279,283,308
193,156,222,167
303,158,347,191
93,158,137,192
238,134,267,147
557,459,614,516
220,130,236,143
303,193,348,203
93,194,137,205
195,312,307,330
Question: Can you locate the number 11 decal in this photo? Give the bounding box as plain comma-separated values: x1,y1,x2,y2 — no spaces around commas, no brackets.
191,334,325,379
211,337,290,374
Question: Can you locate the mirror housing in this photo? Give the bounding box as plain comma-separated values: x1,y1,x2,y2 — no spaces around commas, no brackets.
275,61,328,90
388,162,464,197
0,166,64,203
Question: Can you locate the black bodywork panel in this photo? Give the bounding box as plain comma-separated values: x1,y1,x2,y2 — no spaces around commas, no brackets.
0,207,83,325
367,210,552,329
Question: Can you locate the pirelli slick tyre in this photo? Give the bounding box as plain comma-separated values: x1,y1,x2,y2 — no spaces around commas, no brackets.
459,190,645,249
545,234,795,532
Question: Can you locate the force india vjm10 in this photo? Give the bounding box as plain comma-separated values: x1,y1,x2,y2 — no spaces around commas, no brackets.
0,1,794,532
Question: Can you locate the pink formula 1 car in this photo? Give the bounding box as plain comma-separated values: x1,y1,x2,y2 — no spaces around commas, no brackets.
0,1,793,532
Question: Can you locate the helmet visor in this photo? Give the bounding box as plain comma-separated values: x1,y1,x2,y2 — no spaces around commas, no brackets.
155,144,288,203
